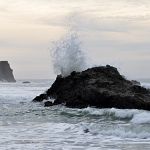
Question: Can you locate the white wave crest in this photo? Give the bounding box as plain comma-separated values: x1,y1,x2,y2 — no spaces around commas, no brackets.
131,112,150,124
80,107,139,119
82,107,150,125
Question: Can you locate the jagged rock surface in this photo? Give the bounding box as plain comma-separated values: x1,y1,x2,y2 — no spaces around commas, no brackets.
33,65,150,110
0,61,16,82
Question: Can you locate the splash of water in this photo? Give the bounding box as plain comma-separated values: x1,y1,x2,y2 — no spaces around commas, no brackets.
51,30,86,77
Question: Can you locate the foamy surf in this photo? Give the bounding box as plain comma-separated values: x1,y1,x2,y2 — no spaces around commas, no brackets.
1,80,150,150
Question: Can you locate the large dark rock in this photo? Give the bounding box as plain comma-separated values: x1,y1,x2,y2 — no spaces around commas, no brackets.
33,65,150,110
0,61,16,82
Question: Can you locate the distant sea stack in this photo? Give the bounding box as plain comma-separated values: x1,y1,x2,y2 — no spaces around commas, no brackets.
33,65,150,111
0,61,16,82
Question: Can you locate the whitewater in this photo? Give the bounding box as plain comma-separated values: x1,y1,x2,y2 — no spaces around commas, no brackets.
0,80,150,150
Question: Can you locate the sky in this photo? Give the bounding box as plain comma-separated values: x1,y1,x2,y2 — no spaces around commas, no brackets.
0,0,150,79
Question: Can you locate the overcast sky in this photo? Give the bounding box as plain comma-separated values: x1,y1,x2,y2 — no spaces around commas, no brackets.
0,0,150,79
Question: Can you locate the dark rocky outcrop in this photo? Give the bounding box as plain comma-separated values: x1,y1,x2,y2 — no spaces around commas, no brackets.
22,81,31,84
33,65,150,110
0,61,16,82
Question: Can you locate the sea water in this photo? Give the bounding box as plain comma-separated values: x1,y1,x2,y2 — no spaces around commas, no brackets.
0,79,150,150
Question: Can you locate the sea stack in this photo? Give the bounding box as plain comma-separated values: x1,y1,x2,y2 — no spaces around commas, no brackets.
0,61,16,82
33,65,150,111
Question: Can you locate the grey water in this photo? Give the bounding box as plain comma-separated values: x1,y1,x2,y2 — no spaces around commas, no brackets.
1,79,150,150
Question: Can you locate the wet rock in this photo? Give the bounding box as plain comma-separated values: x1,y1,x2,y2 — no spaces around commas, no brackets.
33,94,48,102
131,80,141,86
84,128,90,133
33,65,150,111
22,81,31,84
44,101,53,107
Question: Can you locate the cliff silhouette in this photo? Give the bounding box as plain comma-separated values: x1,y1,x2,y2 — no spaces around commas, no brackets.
0,61,16,82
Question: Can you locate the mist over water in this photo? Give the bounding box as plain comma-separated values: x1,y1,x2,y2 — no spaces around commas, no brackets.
51,30,86,77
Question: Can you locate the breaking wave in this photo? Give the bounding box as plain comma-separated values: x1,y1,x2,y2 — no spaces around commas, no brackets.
51,30,86,77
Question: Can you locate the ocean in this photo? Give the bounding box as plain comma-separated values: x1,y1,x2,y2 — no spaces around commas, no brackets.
1,79,150,150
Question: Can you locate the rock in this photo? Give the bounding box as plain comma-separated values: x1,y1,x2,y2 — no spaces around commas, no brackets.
34,94,48,102
131,80,141,86
22,81,31,84
84,128,90,133
44,101,53,107
0,61,16,82
33,65,150,111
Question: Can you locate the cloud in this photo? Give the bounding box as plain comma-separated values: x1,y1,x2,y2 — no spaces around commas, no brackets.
0,0,150,78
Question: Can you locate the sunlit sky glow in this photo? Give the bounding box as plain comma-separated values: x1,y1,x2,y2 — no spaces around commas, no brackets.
0,0,150,79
